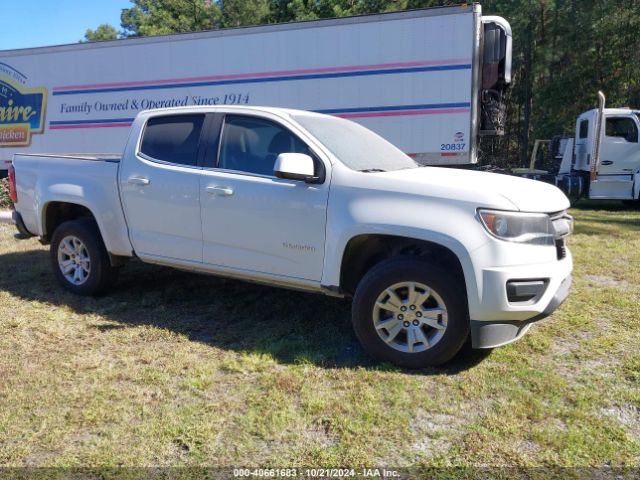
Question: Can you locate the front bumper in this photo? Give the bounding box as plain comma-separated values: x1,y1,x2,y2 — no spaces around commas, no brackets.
470,274,572,349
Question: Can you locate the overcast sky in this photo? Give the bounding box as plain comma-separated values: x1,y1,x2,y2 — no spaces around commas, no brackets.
1,0,130,50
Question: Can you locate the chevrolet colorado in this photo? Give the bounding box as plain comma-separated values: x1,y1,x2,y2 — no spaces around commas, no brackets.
9,106,573,367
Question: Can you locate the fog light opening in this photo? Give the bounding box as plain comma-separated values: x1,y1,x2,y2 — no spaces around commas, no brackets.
506,279,549,305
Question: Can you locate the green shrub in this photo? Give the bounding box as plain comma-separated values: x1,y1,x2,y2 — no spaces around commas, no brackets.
0,177,11,209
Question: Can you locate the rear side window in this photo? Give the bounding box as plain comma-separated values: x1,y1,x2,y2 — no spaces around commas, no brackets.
140,114,205,166
579,119,589,139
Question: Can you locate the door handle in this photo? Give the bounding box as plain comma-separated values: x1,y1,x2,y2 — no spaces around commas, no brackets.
206,185,234,196
128,176,150,186
601,160,614,166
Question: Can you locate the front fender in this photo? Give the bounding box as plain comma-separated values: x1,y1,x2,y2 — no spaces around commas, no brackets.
322,191,488,311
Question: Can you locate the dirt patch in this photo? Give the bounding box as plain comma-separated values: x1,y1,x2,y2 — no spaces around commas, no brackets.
304,421,340,449
549,317,622,383
411,435,452,460
22,449,62,467
602,404,640,438
551,314,614,355
542,416,568,433
409,411,466,460
584,275,631,290
518,439,542,456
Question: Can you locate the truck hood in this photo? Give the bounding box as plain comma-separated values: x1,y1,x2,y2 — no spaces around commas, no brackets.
378,167,570,212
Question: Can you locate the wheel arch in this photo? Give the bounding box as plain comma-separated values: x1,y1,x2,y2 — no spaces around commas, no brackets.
41,201,128,267
337,233,475,304
42,201,97,242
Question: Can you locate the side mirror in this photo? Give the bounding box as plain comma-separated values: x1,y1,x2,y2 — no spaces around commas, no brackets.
274,153,317,182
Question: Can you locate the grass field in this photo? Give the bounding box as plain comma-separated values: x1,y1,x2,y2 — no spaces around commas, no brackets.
0,202,638,476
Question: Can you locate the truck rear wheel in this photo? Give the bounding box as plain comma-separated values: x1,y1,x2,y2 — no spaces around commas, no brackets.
50,219,119,296
352,257,469,368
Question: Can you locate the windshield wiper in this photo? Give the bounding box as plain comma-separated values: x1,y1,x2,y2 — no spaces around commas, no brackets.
358,168,386,173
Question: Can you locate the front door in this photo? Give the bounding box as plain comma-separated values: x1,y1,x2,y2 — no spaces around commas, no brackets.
119,113,205,263
599,115,640,176
199,114,329,281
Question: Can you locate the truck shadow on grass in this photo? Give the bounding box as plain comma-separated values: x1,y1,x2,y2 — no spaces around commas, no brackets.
0,248,491,374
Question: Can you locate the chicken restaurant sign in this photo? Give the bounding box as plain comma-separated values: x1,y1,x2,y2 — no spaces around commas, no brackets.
0,63,47,147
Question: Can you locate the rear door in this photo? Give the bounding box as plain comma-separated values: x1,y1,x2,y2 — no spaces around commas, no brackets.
199,113,330,281
119,114,206,263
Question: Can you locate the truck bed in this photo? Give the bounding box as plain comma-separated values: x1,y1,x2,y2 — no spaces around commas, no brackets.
12,152,132,256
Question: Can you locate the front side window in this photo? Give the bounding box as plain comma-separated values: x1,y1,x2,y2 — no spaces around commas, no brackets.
140,114,205,166
218,115,311,176
605,117,638,143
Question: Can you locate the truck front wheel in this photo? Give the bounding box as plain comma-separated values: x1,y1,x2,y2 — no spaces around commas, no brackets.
50,219,119,296
352,257,469,368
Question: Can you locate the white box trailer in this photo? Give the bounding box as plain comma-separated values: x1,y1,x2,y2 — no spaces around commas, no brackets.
0,3,512,176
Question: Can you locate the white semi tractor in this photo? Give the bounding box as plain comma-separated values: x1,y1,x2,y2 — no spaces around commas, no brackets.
0,4,512,178
517,92,640,204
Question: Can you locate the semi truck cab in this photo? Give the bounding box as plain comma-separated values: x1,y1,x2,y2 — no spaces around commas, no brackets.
516,93,640,204
575,107,640,199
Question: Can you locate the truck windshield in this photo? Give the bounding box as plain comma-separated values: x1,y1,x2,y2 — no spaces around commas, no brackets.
292,114,420,172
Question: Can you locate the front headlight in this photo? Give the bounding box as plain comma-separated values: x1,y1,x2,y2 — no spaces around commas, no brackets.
478,209,554,246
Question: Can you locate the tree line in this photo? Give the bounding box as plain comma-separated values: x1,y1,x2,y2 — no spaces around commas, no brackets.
85,0,640,167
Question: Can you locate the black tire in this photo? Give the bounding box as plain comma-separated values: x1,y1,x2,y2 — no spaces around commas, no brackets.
50,219,119,296
352,256,469,368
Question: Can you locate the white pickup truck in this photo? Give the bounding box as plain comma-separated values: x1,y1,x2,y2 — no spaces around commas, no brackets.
9,106,573,367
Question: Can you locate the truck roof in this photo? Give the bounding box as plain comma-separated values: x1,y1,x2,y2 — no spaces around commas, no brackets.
584,107,640,115
604,107,638,115
580,107,639,117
